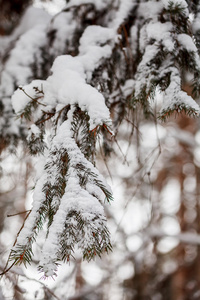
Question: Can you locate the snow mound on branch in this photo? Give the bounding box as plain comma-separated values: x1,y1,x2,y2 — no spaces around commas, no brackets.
1,23,48,94
78,25,116,78
146,22,174,51
12,55,111,130
46,55,111,129
177,34,198,52
11,80,46,113
160,68,200,115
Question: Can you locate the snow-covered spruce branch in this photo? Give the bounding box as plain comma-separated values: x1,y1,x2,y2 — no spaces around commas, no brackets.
8,115,112,276
7,56,113,277
131,0,200,119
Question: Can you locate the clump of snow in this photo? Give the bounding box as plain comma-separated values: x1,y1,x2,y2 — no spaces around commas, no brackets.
1,23,48,90
78,25,116,78
121,79,134,97
33,0,66,15
29,124,41,136
48,55,111,129
146,22,172,41
48,11,77,57
193,15,200,33
146,22,174,51
160,68,200,115
51,55,85,80
138,2,163,20
11,80,46,114
12,54,111,130
112,0,136,29
177,34,197,52
79,25,115,52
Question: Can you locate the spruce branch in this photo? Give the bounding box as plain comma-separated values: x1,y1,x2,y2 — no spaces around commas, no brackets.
159,103,199,121
7,104,113,277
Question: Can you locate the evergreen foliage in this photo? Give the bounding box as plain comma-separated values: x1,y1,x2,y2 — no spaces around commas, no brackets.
1,0,200,278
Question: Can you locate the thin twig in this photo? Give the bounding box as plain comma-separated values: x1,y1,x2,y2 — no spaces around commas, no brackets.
98,138,113,183
1,210,32,276
0,261,17,276
113,136,129,166
7,210,31,218
19,87,46,107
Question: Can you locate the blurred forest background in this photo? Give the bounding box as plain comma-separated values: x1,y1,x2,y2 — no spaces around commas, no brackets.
1,0,200,299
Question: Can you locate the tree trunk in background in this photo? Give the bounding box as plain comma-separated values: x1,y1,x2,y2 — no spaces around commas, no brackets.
0,0,32,35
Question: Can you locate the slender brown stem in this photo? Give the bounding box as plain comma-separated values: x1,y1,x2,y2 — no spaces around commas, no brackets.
7,210,31,217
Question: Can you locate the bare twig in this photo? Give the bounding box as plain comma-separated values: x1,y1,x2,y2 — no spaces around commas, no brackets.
7,210,31,218
19,86,46,107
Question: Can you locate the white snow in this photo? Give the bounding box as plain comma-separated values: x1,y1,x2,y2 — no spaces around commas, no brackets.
78,25,116,79
11,80,46,113
30,124,41,135
160,68,200,115
3,24,48,87
48,11,77,57
177,34,197,52
65,0,109,10
12,55,111,130
193,15,200,33
146,22,172,42
146,22,174,51
138,2,163,20
0,7,50,58
111,0,135,29
36,113,111,274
